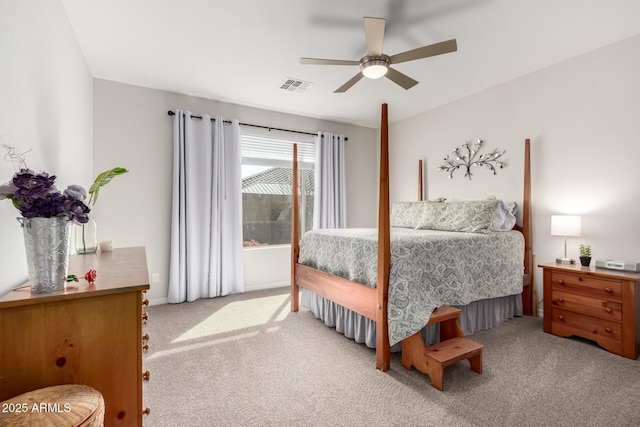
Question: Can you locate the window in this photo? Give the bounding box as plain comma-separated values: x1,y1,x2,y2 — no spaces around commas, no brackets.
241,126,315,247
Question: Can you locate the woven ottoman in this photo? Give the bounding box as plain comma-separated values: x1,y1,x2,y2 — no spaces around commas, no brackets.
0,384,104,426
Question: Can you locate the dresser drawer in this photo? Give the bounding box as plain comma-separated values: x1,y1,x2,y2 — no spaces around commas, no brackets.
551,308,622,343
551,289,622,321
551,271,621,301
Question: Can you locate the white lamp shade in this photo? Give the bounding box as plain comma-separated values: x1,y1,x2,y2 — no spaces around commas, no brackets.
551,215,581,237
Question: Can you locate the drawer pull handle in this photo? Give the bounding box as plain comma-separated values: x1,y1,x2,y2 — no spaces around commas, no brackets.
558,297,564,303
605,287,612,293
142,344,149,352
142,312,149,322
143,370,151,381
142,298,150,307
143,407,151,416
605,327,612,333
142,332,150,342
558,280,565,285
558,315,564,321
604,307,612,313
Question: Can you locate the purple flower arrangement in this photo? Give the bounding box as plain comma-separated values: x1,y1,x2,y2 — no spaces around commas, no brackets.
0,169,91,225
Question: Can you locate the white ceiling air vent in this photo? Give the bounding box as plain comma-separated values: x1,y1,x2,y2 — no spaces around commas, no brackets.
279,78,312,93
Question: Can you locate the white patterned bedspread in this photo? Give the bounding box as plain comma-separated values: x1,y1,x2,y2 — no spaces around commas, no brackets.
298,228,524,345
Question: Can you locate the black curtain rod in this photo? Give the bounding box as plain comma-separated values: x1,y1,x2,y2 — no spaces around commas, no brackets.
167,110,347,140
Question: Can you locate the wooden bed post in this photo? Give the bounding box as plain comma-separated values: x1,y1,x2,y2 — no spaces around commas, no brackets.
522,138,534,316
376,103,391,371
418,159,423,201
291,144,300,312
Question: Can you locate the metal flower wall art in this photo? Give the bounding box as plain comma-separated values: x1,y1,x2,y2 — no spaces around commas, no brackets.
438,139,506,180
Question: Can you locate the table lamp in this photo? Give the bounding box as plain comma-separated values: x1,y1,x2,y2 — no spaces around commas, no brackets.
551,215,581,264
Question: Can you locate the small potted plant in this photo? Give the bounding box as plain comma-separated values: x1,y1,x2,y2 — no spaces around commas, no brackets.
579,244,592,267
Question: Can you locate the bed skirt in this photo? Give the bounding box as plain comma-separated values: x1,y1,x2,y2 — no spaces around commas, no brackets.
301,289,523,351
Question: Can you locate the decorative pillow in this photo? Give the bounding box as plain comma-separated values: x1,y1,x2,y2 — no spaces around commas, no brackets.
391,201,430,228
416,198,498,233
391,199,446,228
492,200,517,231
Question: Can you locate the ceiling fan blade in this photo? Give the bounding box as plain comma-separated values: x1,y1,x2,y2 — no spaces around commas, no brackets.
300,57,360,66
385,67,419,90
363,17,385,56
334,73,364,93
389,39,457,64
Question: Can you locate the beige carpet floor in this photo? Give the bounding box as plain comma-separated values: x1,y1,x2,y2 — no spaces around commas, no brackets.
143,287,640,426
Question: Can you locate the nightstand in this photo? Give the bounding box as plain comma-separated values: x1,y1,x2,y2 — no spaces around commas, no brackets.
539,262,640,359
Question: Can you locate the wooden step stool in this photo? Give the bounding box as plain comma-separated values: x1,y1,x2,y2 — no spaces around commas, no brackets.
401,305,484,391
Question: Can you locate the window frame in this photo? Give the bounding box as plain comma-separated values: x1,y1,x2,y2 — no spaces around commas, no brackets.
240,127,316,248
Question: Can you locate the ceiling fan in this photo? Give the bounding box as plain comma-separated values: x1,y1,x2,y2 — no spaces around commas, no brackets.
301,17,457,93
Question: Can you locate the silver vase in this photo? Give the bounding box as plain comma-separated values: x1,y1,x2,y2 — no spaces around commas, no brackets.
18,216,72,294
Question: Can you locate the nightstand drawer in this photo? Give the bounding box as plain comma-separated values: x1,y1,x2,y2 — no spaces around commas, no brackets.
551,271,621,301
551,289,622,321
551,308,622,343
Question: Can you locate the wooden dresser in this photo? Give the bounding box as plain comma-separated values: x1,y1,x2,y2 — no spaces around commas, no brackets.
0,246,151,426
540,262,640,359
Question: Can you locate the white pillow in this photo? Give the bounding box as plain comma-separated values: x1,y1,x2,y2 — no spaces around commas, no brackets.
492,200,517,231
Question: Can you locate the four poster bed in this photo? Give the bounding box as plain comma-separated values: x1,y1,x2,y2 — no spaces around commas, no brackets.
290,103,533,372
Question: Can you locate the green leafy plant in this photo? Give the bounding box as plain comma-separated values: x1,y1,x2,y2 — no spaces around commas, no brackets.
77,167,128,254
579,244,592,258
87,167,129,206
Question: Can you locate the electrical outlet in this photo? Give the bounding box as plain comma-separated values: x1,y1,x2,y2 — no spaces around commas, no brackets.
152,273,160,283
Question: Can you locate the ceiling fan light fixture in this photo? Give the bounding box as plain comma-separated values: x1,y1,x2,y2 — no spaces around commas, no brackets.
361,56,389,79
362,63,388,79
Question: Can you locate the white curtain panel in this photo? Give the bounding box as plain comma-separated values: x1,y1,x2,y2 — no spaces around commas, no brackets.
168,110,244,303
313,132,347,229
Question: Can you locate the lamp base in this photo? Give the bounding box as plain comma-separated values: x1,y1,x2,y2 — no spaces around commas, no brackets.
556,258,575,265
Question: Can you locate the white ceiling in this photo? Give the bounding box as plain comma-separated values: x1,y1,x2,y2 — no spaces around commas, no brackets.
61,0,640,129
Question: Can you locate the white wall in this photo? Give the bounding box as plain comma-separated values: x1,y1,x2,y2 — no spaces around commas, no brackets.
0,0,93,295
92,79,377,304
389,34,640,313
